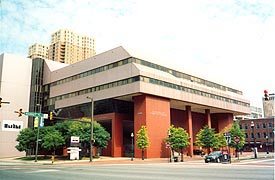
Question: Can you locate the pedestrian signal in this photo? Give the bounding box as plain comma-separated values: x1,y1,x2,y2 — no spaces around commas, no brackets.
18,109,23,117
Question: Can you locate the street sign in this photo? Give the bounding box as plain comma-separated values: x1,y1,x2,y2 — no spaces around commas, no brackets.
224,132,231,145
24,112,43,117
234,136,240,143
40,117,44,127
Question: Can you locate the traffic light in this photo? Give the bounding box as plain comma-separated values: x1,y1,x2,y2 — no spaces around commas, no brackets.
18,109,23,117
0,97,2,108
264,90,269,101
49,112,53,120
91,139,95,144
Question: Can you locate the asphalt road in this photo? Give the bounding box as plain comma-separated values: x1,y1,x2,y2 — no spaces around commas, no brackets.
0,159,274,180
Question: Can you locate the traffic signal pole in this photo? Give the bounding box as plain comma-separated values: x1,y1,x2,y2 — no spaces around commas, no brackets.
35,104,42,162
0,97,10,108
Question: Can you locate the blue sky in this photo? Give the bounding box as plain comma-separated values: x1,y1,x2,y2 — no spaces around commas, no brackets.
0,0,274,107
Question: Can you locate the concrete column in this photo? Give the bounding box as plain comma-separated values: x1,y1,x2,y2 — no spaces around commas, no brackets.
186,105,193,157
205,109,211,128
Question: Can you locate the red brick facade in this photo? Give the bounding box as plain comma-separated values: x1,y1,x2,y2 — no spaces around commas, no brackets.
239,118,274,153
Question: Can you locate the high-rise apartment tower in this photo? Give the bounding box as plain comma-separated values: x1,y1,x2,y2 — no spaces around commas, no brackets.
48,29,96,64
28,43,49,59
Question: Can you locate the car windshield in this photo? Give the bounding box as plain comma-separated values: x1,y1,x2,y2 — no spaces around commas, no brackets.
209,151,221,156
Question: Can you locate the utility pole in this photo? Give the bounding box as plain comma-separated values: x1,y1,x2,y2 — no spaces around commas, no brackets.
35,104,42,162
86,96,94,162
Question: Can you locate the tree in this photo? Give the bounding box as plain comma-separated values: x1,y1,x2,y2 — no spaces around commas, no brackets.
41,126,65,156
229,122,245,156
93,122,111,155
166,125,190,162
195,126,219,154
15,128,36,155
136,125,150,160
53,120,111,157
54,121,72,144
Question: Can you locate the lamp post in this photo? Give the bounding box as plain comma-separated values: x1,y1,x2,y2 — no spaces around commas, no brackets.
250,121,257,159
266,135,269,154
168,130,172,162
131,132,134,161
35,104,41,162
87,96,94,162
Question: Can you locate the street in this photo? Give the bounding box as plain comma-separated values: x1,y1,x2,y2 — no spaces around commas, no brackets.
0,159,274,180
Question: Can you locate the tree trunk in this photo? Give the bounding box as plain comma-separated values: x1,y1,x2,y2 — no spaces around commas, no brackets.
142,150,144,160
181,149,184,162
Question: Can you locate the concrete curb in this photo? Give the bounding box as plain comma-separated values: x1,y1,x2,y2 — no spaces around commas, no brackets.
1,152,273,165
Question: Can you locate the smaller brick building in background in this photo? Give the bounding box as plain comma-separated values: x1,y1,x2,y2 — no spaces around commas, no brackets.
239,117,274,152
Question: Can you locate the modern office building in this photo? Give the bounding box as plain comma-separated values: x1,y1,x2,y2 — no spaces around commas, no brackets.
28,43,49,59
0,46,251,158
41,46,250,158
0,53,32,157
235,105,263,120
238,117,274,153
48,29,96,64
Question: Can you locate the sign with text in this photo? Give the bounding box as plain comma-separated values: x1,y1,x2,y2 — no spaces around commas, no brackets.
34,117,44,128
71,136,80,143
70,136,80,147
24,112,44,117
2,120,23,131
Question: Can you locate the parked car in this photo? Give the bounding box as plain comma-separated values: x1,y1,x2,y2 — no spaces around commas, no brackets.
193,149,205,156
204,151,224,163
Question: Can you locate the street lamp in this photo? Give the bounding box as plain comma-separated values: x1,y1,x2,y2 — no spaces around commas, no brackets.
35,104,42,162
250,121,257,159
266,135,269,154
168,130,171,162
87,96,94,162
131,132,134,161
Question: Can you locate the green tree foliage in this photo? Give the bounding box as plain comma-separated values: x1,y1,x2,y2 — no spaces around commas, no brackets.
41,126,65,155
93,122,111,153
195,126,219,153
54,121,72,143
166,125,190,162
229,122,245,153
15,120,110,157
15,128,36,154
136,125,150,160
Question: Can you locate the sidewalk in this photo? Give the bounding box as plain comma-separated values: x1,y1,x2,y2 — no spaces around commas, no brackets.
0,152,273,165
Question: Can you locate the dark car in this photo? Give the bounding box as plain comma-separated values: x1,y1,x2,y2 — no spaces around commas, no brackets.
204,151,223,163
193,149,205,156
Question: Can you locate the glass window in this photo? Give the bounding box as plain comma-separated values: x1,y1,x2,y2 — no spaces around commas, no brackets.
262,123,266,129
256,123,260,129
244,124,248,130
268,122,272,128
269,132,273,138
251,133,254,139
257,132,260,138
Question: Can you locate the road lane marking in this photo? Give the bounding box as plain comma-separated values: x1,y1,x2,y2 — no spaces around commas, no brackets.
25,169,59,173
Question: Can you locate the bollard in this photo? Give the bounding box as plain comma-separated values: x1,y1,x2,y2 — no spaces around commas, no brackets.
51,155,55,164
